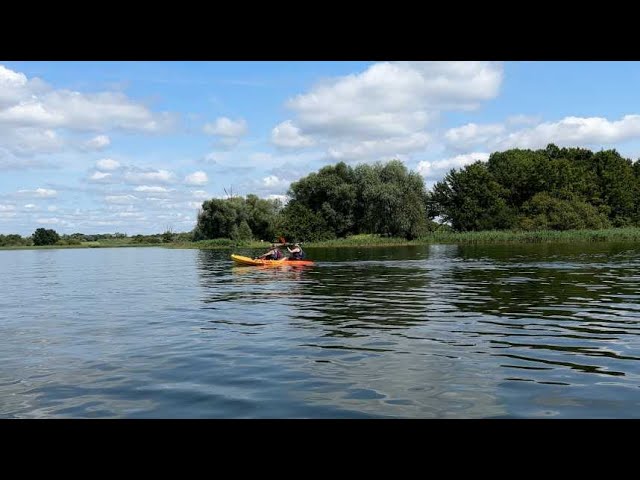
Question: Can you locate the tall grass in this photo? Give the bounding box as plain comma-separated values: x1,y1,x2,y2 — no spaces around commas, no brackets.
5,228,640,251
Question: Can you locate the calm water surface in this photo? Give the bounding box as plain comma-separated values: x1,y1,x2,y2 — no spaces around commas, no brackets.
2,243,640,418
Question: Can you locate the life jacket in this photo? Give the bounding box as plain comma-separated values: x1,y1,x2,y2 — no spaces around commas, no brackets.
291,248,305,260
271,249,282,260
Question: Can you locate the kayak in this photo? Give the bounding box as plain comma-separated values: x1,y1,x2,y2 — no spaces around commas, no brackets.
231,254,315,267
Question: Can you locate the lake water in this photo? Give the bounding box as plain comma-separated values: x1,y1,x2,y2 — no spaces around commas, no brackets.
1,243,640,418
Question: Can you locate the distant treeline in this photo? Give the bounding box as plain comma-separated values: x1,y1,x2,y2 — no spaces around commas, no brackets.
195,144,640,241
0,229,193,247
430,144,640,231
195,160,429,241
4,144,640,246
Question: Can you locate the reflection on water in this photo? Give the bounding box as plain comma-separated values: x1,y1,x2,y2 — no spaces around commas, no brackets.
2,243,640,418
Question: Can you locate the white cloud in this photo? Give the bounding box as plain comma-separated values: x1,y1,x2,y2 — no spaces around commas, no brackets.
184,171,208,186
0,204,16,211
105,194,138,204
445,123,505,150
86,134,110,150
23,204,36,209
267,194,288,204
328,133,430,161
0,64,177,160
188,201,202,209
0,77,176,133
17,188,57,198
496,115,640,150
271,120,315,148
0,127,64,156
270,61,502,162
134,185,170,193
262,175,288,189
124,169,174,185
203,117,247,137
286,61,502,140
191,190,209,199
444,114,640,153
89,171,112,182
47,205,57,212
96,158,120,171
417,152,490,180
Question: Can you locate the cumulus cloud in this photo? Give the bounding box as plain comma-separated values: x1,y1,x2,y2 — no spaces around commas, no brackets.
271,120,315,148
444,123,505,151
184,171,208,185
86,134,110,150
417,152,490,180
124,169,175,185
0,127,64,156
271,61,502,161
203,117,247,137
203,117,247,148
0,64,177,159
267,194,288,203
328,133,431,162
496,115,640,150
444,114,640,152
88,171,112,182
96,158,121,171
262,175,288,189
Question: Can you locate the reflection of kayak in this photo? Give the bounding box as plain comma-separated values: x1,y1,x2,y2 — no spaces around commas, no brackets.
231,254,315,267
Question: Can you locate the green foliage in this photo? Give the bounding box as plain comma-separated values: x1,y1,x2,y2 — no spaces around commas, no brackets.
194,195,281,241
277,201,335,242
284,160,429,240
429,144,640,232
32,228,60,246
431,162,514,231
518,193,611,231
0,234,31,246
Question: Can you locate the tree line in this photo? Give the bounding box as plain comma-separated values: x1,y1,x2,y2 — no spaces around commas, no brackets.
3,144,639,246
195,144,640,240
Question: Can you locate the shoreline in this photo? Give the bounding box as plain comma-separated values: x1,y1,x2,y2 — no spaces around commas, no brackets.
3,227,640,251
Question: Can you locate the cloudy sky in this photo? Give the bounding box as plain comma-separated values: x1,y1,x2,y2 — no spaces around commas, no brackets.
2,61,640,235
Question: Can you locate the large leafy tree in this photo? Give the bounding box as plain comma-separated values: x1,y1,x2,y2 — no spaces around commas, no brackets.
430,161,513,231
193,195,282,241
32,228,60,246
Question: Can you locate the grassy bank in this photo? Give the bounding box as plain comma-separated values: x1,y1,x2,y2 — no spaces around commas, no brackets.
3,227,640,251
0,241,163,250
172,228,640,249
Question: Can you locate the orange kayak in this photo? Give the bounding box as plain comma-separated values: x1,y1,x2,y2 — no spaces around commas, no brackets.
231,254,315,267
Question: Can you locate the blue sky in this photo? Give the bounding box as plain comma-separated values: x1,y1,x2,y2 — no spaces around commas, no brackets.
2,61,640,235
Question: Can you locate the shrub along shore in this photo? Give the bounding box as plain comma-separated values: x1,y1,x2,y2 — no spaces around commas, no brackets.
5,228,640,251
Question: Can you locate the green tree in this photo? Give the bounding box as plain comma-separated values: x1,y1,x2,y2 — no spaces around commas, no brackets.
32,228,60,246
287,162,357,237
518,192,611,231
277,201,334,242
355,161,429,239
430,162,514,231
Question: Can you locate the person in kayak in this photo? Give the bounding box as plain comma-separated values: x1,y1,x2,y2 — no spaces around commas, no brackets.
257,244,283,260
287,243,305,260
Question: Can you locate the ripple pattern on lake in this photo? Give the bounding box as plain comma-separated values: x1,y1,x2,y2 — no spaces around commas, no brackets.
2,242,640,418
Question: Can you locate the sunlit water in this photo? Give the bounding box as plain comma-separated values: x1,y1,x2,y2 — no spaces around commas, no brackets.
2,243,640,418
